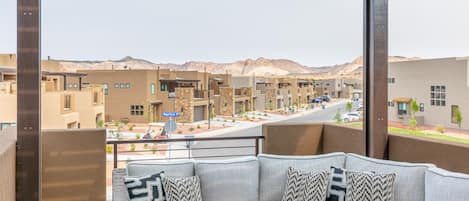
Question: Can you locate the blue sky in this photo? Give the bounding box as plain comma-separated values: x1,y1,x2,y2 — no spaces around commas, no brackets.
1,0,469,66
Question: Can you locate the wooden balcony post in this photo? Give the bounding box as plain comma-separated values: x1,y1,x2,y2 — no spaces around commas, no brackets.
363,0,388,159
17,0,41,200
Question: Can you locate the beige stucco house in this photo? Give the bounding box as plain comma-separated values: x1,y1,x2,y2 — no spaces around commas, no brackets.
388,57,469,130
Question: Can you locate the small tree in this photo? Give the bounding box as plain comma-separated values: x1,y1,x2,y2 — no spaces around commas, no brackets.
129,144,136,152
410,99,420,118
346,102,353,113
408,118,418,132
455,107,463,129
333,109,342,123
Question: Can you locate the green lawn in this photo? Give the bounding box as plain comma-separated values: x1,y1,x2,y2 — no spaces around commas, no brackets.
343,122,469,145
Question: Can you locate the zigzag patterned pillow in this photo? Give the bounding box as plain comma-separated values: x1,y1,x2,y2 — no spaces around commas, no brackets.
162,175,202,201
281,167,330,201
345,171,396,201
124,172,166,201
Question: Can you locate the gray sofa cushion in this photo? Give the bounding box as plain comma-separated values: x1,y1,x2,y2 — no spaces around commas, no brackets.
113,160,194,201
258,152,346,201
425,167,469,201
195,157,259,201
345,153,434,201
127,159,195,177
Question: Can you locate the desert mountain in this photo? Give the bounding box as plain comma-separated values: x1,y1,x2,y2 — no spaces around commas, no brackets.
55,56,416,78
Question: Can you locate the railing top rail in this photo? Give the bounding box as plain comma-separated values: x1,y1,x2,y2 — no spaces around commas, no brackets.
106,135,264,144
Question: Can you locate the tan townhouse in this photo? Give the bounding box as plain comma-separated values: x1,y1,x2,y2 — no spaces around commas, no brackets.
314,78,361,99
0,67,105,130
388,57,469,130
79,68,253,123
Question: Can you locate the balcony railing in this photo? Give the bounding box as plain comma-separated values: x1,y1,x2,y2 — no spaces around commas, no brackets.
107,136,264,168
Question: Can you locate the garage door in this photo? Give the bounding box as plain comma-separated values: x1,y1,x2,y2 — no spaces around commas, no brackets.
193,106,205,122
235,102,243,114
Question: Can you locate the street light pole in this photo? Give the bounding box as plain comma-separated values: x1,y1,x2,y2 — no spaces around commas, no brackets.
208,78,211,129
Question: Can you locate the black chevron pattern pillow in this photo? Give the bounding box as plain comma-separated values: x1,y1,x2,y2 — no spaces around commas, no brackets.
281,167,330,201
124,172,166,201
345,171,396,201
162,175,202,201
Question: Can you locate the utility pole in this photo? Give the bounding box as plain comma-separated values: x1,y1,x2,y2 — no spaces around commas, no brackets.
208,78,211,129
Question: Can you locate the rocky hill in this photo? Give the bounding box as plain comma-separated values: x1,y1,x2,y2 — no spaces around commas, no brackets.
55,56,416,78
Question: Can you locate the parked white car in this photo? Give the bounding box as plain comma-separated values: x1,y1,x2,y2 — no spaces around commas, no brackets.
342,112,361,122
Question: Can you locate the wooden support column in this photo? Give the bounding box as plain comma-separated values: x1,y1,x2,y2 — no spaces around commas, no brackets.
363,0,388,158
17,0,41,200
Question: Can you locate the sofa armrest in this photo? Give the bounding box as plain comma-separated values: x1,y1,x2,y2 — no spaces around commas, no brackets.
112,168,130,201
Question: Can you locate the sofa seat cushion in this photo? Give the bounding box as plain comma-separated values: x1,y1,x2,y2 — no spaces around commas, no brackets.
258,152,346,201
127,159,195,177
195,157,259,201
345,153,434,201
425,167,469,201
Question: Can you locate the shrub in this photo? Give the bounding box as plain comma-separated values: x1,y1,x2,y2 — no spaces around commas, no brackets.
96,120,104,128
129,143,136,152
232,119,236,123
128,124,135,131
177,130,183,134
189,127,195,132
106,145,113,154
143,144,149,149
135,133,141,140
435,124,445,134
197,124,201,129
224,119,227,122
264,113,268,117
333,109,342,123
152,143,158,154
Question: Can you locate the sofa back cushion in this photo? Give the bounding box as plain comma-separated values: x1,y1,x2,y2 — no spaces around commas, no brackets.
127,159,194,177
425,167,469,201
113,160,194,201
345,153,434,201
258,152,346,201
195,157,259,201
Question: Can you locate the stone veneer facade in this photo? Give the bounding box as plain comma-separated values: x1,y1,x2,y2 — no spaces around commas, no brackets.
175,88,194,122
218,87,234,116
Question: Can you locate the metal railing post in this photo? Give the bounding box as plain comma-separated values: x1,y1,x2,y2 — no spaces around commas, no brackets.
113,143,118,168
255,138,259,156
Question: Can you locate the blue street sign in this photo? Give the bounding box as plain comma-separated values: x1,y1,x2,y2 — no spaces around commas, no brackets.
162,112,179,117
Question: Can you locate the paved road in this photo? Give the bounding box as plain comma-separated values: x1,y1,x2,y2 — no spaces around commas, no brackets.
191,101,357,159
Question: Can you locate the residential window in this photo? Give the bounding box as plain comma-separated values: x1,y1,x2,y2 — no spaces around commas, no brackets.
430,85,446,106
151,83,156,95
125,83,131,88
388,101,395,107
64,95,72,110
451,105,459,124
114,83,120,88
161,83,168,91
397,102,407,115
130,105,144,116
93,92,98,104
103,83,109,95
388,78,395,84
120,83,125,88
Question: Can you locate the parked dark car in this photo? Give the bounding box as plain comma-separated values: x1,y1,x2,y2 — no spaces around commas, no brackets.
312,98,323,103
321,95,331,102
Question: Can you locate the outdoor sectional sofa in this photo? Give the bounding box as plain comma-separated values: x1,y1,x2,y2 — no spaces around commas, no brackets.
113,152,469,201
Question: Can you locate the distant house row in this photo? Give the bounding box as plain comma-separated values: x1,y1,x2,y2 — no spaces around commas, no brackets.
0,53,366,128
